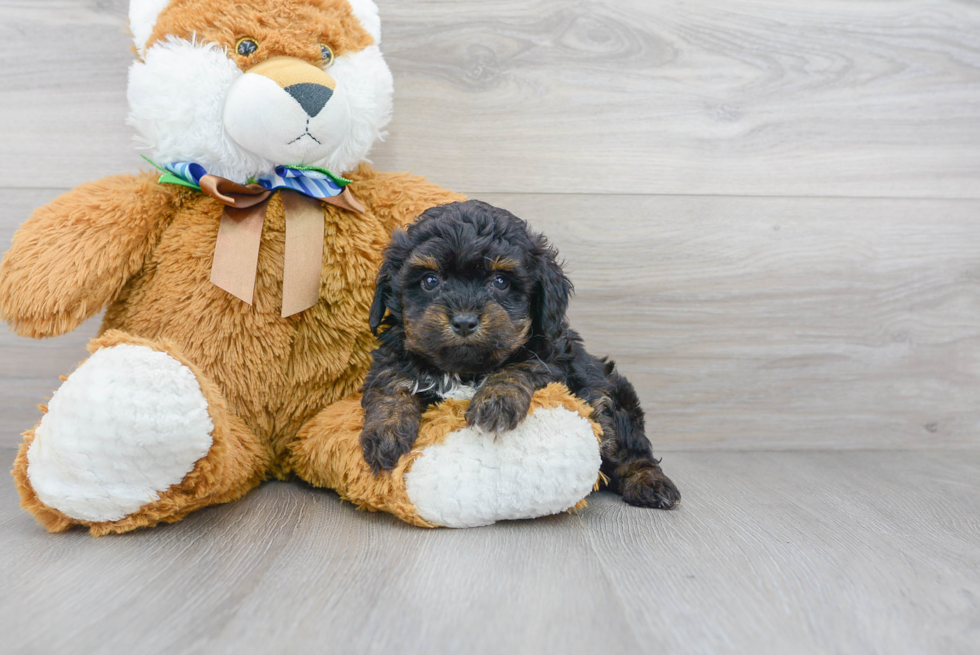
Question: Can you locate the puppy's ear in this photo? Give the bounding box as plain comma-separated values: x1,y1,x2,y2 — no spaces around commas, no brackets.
369,229,411,335
368,267,392,336
531,234,573,340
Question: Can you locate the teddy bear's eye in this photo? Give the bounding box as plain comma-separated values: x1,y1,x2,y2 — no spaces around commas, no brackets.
319,44,335,66
236,38,259,57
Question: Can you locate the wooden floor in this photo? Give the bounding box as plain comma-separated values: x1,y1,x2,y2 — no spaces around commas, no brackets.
2,447,978,655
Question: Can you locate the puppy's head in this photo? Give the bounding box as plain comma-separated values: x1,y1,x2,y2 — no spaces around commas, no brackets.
371,200,573,375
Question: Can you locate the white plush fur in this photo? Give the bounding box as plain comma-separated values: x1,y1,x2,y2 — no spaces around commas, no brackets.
129,0,170,55
26,345,214,523
128,40,247,178
405,407,601,528
128,38,393,182
223,69,354,168
347,0,382,43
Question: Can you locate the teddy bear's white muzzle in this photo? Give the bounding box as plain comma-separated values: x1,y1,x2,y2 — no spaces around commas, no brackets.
223,58,352,167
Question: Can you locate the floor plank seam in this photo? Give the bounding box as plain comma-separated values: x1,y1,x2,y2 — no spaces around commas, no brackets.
4,186,980,204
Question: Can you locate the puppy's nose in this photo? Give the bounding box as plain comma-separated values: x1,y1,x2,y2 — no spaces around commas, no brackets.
285,83,333,117
450,312,480,337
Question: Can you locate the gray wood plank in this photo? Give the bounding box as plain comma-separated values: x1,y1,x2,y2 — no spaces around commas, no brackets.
2,448,978,655
5,188,978,450
1,0,979,197
583,450,980,655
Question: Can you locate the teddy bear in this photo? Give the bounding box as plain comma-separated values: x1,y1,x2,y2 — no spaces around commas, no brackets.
0,0,601,535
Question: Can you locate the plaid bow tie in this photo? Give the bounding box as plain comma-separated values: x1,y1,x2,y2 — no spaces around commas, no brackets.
146,158,364,318
162,161,352,200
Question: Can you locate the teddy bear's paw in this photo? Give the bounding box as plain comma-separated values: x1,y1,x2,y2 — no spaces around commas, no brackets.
25,344,214,523
404,404,601,528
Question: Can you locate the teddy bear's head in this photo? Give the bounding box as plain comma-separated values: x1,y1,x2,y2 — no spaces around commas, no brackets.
127,0,392,182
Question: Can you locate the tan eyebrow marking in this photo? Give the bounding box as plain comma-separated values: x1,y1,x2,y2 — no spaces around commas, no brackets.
487,257,520,272
409,254,440,271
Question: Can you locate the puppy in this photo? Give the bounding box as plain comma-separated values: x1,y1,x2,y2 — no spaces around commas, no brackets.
361,200,680,509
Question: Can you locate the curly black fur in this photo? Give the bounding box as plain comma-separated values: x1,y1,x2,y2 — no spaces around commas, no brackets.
361,200,679,509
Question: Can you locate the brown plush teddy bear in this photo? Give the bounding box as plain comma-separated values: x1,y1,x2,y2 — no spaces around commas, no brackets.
0,0,601,535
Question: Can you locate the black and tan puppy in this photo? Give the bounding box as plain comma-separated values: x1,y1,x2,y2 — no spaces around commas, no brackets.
362,200,680,509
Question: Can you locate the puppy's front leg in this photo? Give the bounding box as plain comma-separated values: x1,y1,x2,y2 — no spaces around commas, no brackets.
361,371,423,473
466,362,554,434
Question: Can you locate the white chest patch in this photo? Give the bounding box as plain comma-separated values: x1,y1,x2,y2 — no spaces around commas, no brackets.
411,373,483,401
26,344,214,524
440,384,479,402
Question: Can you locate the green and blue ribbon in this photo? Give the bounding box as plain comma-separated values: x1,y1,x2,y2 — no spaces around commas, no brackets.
142,156,352,200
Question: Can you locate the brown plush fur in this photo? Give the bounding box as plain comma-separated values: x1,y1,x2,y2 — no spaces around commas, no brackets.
0,173,179,338
288,383,603,527
146,0,374,65
2,163,465,533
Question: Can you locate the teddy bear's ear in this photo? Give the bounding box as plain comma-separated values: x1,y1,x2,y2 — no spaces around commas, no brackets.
347,0,382,44
130,0,171,56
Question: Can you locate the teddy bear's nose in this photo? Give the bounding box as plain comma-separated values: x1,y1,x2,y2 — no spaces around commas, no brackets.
284,83,334,117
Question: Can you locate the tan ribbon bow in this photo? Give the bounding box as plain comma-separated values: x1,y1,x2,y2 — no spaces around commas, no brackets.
200,174,365,318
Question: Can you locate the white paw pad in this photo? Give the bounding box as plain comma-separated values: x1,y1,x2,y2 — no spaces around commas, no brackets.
26,344,214,523
404,407,601,528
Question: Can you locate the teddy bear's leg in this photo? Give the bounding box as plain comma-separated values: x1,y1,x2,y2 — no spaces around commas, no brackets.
288,384,602,528
11,330,270,536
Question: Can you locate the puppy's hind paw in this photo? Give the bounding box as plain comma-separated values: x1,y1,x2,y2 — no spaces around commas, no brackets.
621,468,681,510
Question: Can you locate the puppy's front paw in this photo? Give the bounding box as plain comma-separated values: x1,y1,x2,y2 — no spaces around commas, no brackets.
361,412,420,473
621,467,681,510
465,382,533,434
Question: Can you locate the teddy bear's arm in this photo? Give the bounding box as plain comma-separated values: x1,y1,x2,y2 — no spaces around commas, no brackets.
0,172,180,338
346,164,467,233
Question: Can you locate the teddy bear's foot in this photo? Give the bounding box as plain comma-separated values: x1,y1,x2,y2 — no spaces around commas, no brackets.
13,331,268,535
290,383,602,528
405,398,602,527
24,342,213,523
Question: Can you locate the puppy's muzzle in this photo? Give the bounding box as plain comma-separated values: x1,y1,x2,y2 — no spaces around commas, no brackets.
246,57,336,117
450,312,480,337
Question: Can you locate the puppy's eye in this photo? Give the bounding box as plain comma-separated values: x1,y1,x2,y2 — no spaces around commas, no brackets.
491,274,510,291
319,44,335,66
421,274,440,291
236,38,259,57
